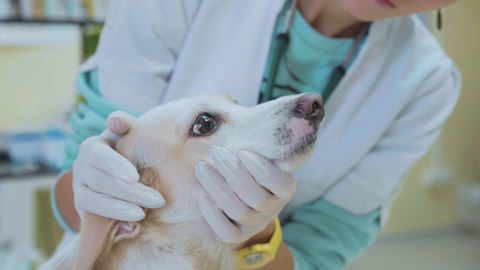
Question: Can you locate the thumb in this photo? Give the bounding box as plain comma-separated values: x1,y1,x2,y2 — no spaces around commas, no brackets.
106,111,137,135
100,111,138,144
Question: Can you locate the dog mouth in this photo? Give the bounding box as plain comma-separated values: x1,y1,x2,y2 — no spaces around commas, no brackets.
291,132,318,156
281,132,317,158
265,131,318,173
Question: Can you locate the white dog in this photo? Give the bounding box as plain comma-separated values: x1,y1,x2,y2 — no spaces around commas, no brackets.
41,93,324,270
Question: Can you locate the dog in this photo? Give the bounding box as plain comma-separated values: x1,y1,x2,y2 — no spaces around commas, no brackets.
40,93,324,270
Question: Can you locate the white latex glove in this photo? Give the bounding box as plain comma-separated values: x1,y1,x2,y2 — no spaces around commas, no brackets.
72,111,165,221
195,146,296,244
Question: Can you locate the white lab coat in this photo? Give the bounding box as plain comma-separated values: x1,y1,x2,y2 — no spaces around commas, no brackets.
80,0,461,224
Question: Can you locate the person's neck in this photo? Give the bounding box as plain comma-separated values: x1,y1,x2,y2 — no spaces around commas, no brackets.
297,0,368,38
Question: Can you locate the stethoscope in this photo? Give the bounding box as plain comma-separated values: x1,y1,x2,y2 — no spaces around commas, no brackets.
259,0,370,104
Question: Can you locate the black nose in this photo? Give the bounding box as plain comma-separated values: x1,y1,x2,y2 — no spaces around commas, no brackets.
294,93,325,121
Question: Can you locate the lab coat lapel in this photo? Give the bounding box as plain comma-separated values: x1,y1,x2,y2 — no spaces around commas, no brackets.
285,22,391,216
320,20,407,184
162,0,286,107
292,22,381,187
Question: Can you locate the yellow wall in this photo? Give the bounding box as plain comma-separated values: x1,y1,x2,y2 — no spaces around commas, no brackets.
384,0,480,235
0,45,81,131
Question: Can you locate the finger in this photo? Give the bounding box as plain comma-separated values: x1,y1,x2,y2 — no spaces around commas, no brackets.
106,111,137,135
211,146,275,212
84,168,165,208
196,192,246,244
195,162,258,227
238,151,296,200
99,129,121,145
75,186,145,221
80,137,139,182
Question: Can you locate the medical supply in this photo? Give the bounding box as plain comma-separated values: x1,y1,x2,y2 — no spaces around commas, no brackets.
456,182,480,234
0,244,43,270
7,132,43,166
6,128,67,171
0,0,12,19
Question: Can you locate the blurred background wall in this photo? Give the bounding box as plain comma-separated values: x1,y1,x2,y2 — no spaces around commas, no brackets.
0,1,105,268
0,44,80,130
384,0,480,235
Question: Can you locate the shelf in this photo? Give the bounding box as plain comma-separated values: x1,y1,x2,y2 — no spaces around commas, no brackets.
0,18,103,26
0,162,58,180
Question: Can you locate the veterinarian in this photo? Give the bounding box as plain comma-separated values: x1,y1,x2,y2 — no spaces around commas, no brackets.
52,0,461,269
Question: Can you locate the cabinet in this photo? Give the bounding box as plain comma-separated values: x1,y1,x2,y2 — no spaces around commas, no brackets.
0,174,63,257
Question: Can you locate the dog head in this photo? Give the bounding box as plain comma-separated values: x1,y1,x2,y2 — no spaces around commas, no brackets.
119,92,324,176
71,93,324,270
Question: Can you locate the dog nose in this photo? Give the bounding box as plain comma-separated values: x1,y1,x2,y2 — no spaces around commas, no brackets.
294,93,325,121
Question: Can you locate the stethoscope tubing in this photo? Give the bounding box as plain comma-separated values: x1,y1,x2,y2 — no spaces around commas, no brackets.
261,0,297,103
262,0,368,104
282,0,298,35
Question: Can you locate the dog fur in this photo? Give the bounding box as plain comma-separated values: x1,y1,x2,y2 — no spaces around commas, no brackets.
40,93,323,270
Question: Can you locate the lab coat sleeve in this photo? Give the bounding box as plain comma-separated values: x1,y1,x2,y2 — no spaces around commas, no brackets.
81,0,202,113
53,0,201,231
323,59,462,221
59,71,135,173
283,199,380,269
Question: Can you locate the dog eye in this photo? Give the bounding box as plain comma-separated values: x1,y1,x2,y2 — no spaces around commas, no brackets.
192,114,217,135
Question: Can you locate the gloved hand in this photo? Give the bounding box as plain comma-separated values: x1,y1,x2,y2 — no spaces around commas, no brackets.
72,111,165,221
195,146,296,244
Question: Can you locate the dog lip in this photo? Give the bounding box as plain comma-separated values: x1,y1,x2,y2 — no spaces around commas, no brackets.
267,132,318,164
291,133,317,156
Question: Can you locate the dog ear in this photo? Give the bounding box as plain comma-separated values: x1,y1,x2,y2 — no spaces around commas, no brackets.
73,167,159,270
137,167,159,190
109,167,159,245
111,221,142,243
73,213,121,270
